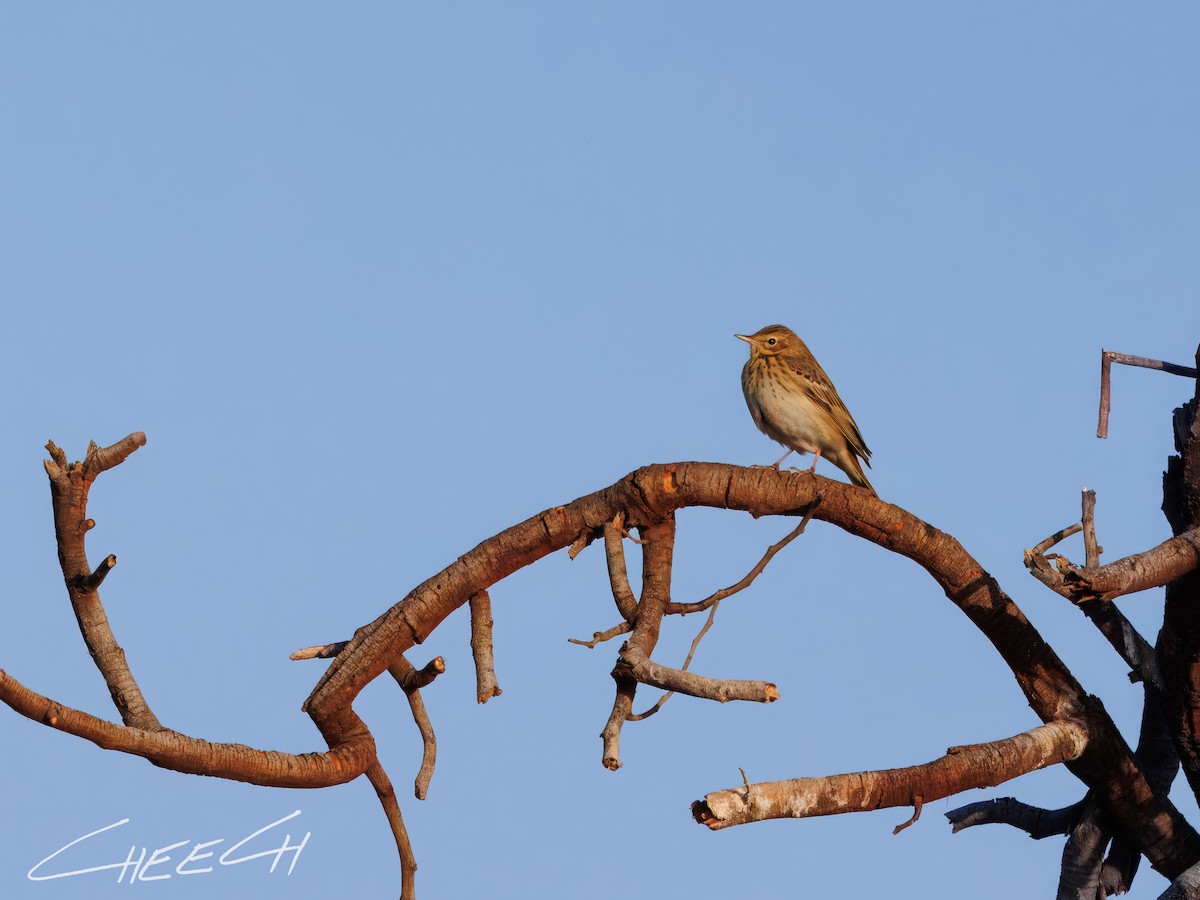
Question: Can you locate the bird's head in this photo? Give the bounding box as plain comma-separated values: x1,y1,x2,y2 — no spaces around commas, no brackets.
734,324,801,358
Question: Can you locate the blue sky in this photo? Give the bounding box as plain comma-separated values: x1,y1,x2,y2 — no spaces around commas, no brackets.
2,4,1198,898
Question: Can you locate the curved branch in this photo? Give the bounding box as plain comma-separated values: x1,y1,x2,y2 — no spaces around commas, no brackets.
388,657,440,800
365,761,417,900
0,668,374,787
299,461,1200,877
946,796,1087,838
666,511,814,616
603,514,638,621
567,621,631,649
693,721,1089,831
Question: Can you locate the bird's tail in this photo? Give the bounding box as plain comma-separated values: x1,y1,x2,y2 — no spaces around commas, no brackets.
842,455,876,495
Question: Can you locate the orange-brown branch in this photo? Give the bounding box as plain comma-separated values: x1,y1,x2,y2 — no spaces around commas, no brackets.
44,433,160,730
300,461,1200,878
0,668,374,787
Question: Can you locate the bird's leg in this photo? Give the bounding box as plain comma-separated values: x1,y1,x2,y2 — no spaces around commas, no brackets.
770,448,794,470
805,449,822,474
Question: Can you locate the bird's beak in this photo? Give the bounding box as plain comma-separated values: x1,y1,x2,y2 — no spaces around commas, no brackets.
734,333,753,344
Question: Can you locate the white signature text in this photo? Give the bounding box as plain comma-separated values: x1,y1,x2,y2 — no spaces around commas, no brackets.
28,810,310,883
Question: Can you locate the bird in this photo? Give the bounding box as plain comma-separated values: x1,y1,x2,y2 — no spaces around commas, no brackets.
735,324,875,494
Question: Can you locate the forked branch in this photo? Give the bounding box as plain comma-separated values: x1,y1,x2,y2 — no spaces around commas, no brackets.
1025,491,1164,688
1,436,380,791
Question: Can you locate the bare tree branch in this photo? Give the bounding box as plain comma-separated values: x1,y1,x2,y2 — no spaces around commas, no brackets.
631,515,811,719
1025,493,1168,689
603,514,638,621
1082,489,1101,568
1048,530,1200,602
600,679,636,772
694,721,1089,830
365,761,417,900
44,433,159,730
296,460,1200,878
388,656,440,800
946,796,1087,838
1098,349,1199,439
567,621,631,649
629,596,721,721
469,590,502,703
666,510,815,616
600,516,675,770
291,641,350,660
617,641,778,706
892,795,923,835
0,668,375,787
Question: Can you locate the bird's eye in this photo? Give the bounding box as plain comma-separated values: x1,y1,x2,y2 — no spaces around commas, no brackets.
766,338,777,346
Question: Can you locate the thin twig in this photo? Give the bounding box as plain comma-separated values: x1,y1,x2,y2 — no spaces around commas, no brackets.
567,621,632,648
1031,523,1084,557
668,507,816,616
632,508,816,718
893,795,924,835
621,527,647,545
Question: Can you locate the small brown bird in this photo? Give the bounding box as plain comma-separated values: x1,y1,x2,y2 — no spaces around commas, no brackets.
736,324,875,493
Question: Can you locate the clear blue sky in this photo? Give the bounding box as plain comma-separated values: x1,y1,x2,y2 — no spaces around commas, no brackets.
2,4,1198,898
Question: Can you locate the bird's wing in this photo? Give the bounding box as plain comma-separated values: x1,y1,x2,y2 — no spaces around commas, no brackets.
786,356,872,463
